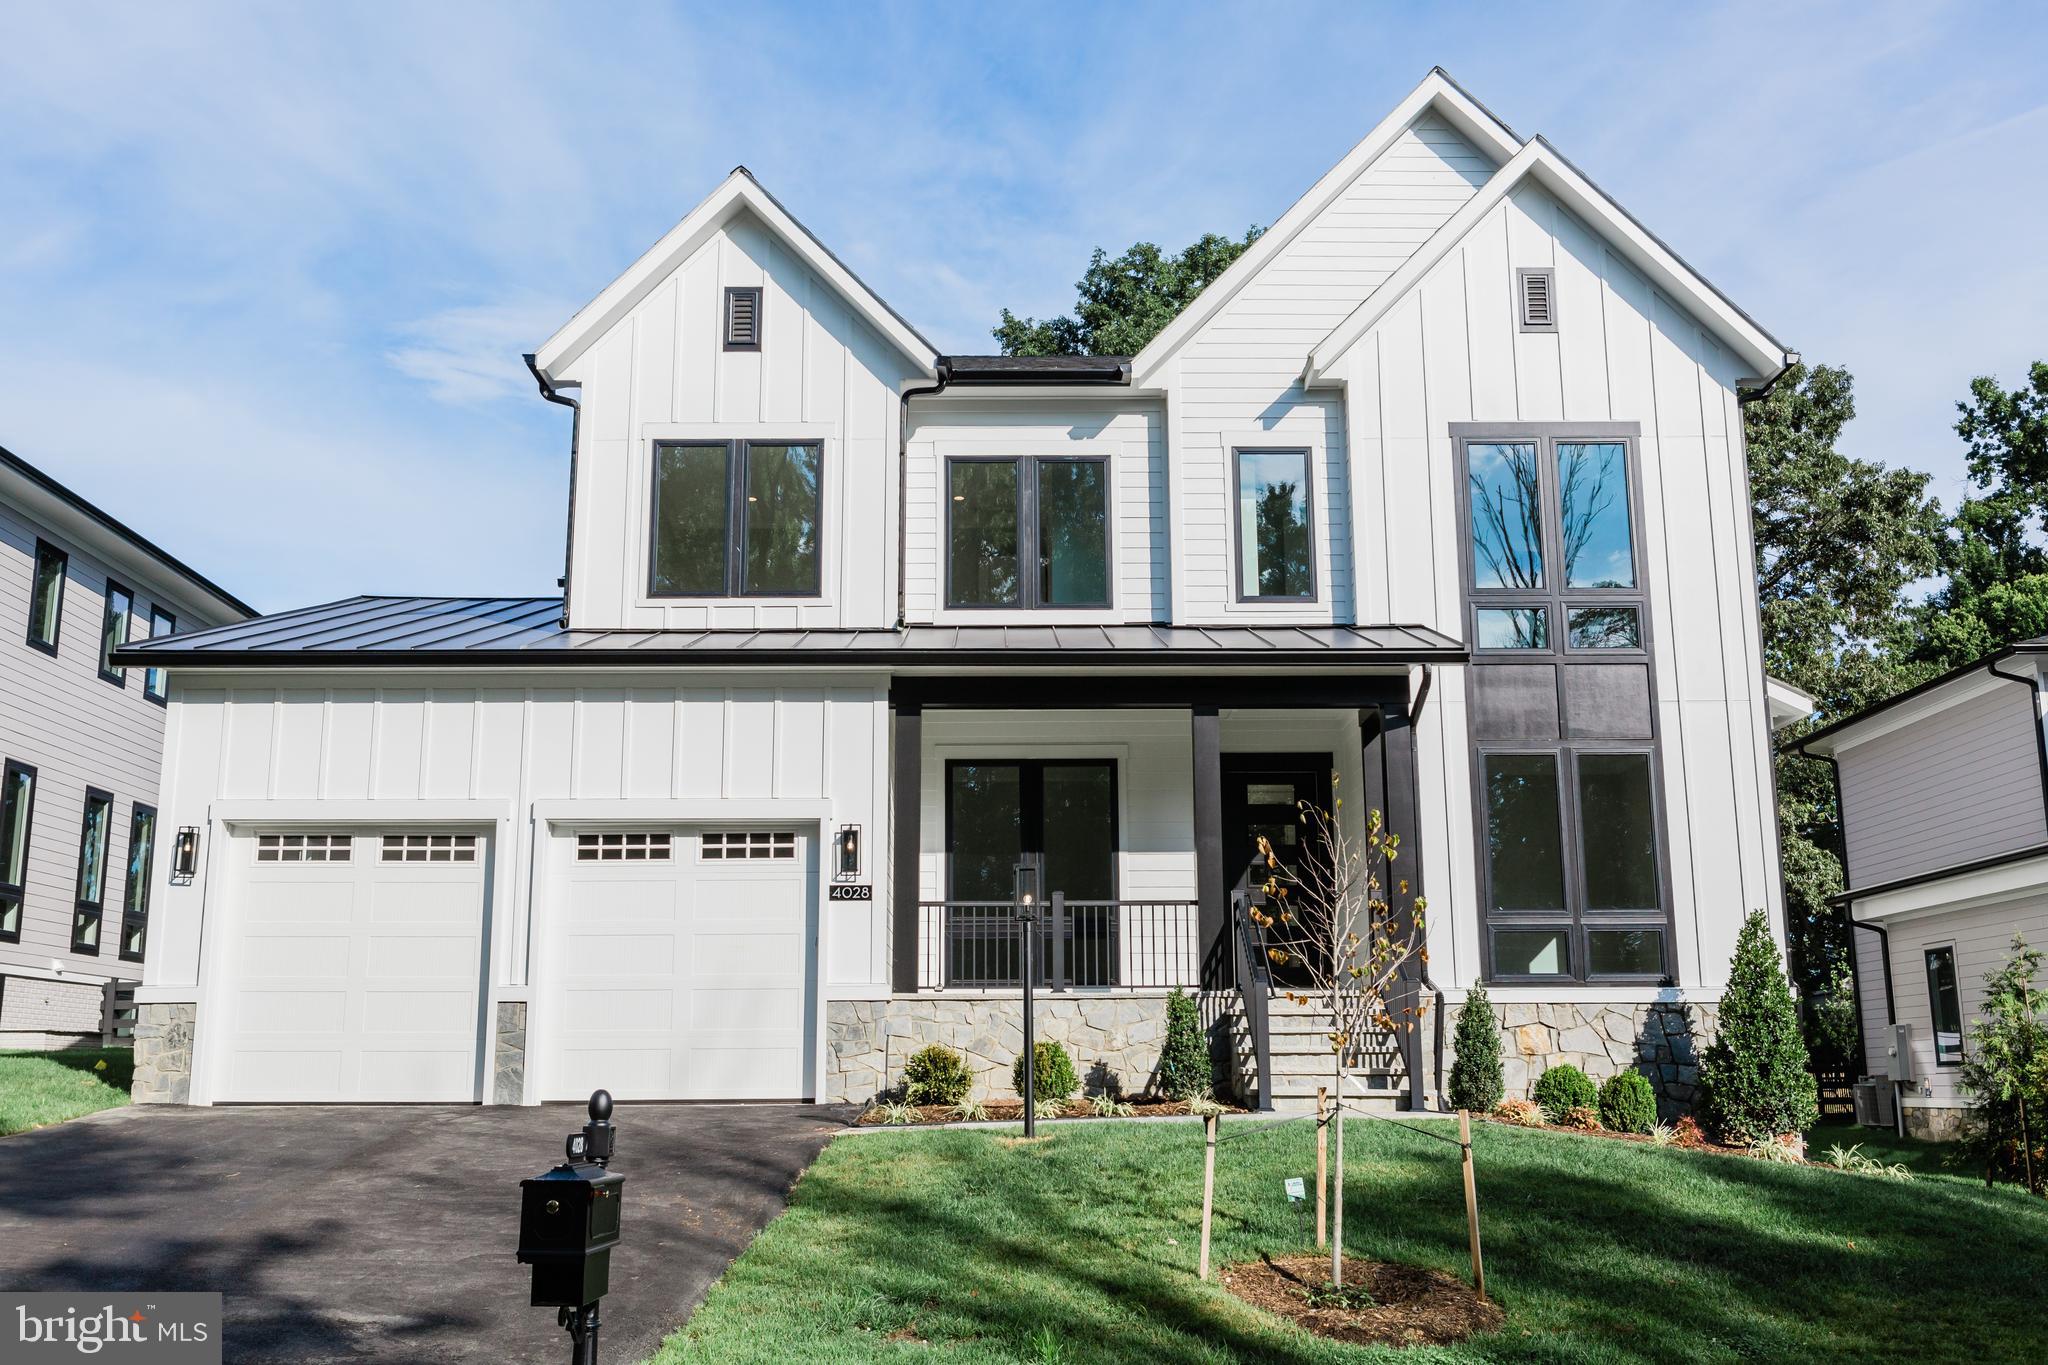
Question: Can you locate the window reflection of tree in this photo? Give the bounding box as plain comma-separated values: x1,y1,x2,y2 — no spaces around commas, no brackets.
1469,444,1544,588
1558,443,1626,589
1254,480,1308,595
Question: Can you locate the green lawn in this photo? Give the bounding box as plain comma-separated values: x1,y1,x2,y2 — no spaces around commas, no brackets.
656,1114,2044,1364
0,1047,133,1136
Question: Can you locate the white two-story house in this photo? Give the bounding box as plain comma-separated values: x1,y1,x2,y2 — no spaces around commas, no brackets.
122,70,1794,1113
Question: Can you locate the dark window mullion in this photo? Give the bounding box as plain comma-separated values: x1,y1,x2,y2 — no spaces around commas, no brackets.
728,440,747,596
1019,458,1038,610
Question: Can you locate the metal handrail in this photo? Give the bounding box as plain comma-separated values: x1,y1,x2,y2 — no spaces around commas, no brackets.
1230,888,1275,1112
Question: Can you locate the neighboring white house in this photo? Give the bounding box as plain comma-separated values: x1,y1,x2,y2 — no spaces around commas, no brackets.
1794,638,2048,1139
0,444,251,1048
121,69,1795,1113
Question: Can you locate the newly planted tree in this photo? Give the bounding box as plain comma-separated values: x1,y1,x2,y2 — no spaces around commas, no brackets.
1247,784,1426,1288
1449,984,1505,1114
1698,910,1818,1144
1957,936,2048,1195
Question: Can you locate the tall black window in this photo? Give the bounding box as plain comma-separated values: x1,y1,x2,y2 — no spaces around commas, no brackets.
99,581,132,685
1233,448,1315,600
1459,425,1668,983
1925,945,1964,1066
27,540,66,654
73,788,113,954
144,606,177,703
650,440,822,597
121,804,157,962
946,457,1109,609
0,761,34,943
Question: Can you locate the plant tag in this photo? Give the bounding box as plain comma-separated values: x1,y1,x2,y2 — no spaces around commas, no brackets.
1284,1177,1306,1202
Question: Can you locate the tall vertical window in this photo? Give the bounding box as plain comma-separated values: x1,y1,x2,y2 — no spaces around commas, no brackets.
120,804,156,962
99,582,132,684
1925,946,1964,1066
0,761,34,943
73,788,113,954
1459,425,1666,983
945,456,1109,609
143,606,177,703
649,440,822,597
26,540,66,654
1233,448,1315,600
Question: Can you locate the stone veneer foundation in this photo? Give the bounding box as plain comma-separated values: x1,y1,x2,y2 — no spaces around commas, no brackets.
130,1002,196,1105
494,1001,527,1105
826,993,1243,1104
1446,998,1720,1118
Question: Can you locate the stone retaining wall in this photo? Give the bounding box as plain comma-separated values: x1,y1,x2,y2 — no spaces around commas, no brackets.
131,1002,196,1105
1450,998,1720,1118
826,994,1239,1104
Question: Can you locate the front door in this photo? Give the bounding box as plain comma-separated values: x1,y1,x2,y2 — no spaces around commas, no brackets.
946,760,1117,986
1222,754,1333,985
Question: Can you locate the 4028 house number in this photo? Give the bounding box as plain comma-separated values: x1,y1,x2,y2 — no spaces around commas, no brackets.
827,884,872,901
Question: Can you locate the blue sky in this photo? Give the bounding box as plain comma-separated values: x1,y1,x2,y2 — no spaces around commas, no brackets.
2,2,2042,612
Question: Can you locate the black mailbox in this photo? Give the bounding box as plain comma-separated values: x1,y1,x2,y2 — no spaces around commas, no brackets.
517,1156,625,1307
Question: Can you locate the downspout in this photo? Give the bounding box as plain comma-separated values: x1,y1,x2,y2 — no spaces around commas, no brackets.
1850,917,1900,1135
896,361,953,628
1407,663,1447,1109
524,354,581,628
1795,734,1888,1082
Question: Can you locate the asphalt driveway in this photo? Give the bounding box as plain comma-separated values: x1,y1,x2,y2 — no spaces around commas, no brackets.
0,1101,855,1362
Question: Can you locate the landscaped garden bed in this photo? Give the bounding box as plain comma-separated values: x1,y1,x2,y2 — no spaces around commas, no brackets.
856,1095,1245,1126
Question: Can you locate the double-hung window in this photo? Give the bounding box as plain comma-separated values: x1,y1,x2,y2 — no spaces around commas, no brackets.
0,761,34,942
99,581,132,685
1925,945,1964,1066
26,540,66,654
73,788,113,954
120,804,157,962
946,456,1109,609
1232,448,1315,600
650,440,822,597
1457,425,1669,983
144,605,176,703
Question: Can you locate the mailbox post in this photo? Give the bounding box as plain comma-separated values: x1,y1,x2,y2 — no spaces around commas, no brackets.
519,1091,625,1365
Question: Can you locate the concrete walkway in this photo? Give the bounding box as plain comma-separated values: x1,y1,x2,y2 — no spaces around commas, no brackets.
0,1101,854,1362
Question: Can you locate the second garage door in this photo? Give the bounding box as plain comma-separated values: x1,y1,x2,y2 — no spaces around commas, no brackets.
541,827,815,1101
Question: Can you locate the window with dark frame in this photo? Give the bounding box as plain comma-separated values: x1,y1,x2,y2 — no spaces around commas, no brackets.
0,761,35,943
1232,448,1315,600
1925,945,1964,1066
945,456,1110,609
72,788,113,954
98,581,132,685
120,804,156,962
144,605,176,703
1459,425,1670,984
650,439,822,597
26,540,66,654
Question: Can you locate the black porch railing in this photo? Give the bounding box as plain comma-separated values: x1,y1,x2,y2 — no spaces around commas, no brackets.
917,899,1201,990
1230,888,1275,1111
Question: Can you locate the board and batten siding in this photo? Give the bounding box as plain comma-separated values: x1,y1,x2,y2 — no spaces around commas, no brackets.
904,397,1167,623
557,209,921,632
1837,682,2048,889
145,673,893,1002
0,493,227,990
1333,181,1781,995
1169,112,1498,625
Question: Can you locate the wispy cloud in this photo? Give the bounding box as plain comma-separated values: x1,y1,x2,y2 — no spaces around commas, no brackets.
386,302,575,406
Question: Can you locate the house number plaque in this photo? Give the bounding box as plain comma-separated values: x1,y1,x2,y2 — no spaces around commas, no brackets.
828,884,872,901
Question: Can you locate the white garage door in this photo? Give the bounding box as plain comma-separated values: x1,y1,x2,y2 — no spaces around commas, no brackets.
214,831,488,1102
543,828,815,1101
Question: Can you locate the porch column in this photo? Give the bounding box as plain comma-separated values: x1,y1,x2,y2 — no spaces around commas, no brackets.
891,698,922,994
1191,704,1226,986
1366,700,1429,1112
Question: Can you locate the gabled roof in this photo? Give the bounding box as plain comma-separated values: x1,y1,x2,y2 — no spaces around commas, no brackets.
112,595,1466,669
1128,68,1523,389
1790,639,2048,757
532,168,939,382
1303,136,1795,387
0,442,254,621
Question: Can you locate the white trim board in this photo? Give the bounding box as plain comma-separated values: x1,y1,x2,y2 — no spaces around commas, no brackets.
1850,851,2048,924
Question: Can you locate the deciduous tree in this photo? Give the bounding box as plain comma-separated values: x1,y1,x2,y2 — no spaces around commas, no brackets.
993,229,1263,357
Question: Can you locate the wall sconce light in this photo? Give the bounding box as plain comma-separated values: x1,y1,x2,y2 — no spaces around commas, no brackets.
835,824,861,879
172,826,201,883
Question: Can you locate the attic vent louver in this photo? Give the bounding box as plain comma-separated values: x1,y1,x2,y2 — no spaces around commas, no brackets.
1518,269,1556,332
724,286,762,350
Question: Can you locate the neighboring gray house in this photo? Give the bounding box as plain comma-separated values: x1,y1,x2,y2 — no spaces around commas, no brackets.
120,71,1797,1115
0,444,251,1048
1795,639,2048,1138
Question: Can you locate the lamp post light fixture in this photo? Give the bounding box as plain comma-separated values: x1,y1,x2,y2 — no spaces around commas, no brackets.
1015,859,1039,1137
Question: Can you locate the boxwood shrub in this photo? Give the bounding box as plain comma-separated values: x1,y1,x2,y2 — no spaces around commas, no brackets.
1012,1040,1079,1101
1599,1070,1659,1134
1531,1063,1597,1124
903,1043,974,1106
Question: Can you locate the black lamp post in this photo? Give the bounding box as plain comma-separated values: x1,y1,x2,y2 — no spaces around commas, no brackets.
1015,859,1039,1137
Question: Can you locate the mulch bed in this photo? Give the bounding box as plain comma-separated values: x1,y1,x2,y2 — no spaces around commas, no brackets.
1220,1254,1504,1348
1476,1113,1816,1163
856,1098,1243,1126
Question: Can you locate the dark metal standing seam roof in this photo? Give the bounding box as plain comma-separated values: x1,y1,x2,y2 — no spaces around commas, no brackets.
110,596,1466,669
